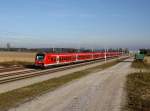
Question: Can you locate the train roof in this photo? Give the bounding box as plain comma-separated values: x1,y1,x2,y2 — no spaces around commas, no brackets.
36,51,119,55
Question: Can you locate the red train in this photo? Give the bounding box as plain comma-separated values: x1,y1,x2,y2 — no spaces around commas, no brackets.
35,51,122,67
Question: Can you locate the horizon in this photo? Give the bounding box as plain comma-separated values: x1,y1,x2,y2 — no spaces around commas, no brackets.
0,0,150,50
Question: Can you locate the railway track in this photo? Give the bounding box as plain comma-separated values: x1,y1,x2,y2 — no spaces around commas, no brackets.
0,69,38,78
0,66,25,73
0,57,128,84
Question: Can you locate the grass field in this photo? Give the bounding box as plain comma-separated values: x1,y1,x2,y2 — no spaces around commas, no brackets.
125,57,150,111
0,51,36,66
126,72,150,111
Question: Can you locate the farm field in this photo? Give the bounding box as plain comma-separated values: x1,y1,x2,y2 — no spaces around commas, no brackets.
0,51,36,66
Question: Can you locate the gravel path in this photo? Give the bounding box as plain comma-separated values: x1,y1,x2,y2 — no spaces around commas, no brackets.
9,58,133,111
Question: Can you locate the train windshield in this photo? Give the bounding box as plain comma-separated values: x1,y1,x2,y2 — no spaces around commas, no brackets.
36,54,45,61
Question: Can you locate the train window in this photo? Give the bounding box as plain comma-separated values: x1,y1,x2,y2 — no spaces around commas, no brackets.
51,58,55,62
78,56,80,59
78,56,81,59
36,54,45,61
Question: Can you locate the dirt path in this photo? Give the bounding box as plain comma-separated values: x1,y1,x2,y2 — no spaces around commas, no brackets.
9,58,132,111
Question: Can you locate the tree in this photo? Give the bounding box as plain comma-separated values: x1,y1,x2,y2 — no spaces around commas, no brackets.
6,43,11,50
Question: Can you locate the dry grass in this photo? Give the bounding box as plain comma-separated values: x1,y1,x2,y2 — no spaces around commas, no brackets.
0,51,36,66
125,58,150,111
126,72,150,111
0,58,125,111
131,56,150,69
131,61,150,69
144,56,150,64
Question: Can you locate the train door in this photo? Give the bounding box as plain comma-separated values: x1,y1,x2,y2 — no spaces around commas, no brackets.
56,55,59,64
76,54,78,61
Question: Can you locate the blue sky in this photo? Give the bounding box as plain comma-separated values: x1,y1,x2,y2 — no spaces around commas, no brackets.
0,0,150,49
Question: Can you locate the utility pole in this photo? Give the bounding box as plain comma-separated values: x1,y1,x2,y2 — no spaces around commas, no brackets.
92,48,94,59
105,48,107,63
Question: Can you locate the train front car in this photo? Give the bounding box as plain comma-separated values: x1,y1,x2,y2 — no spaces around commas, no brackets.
35,53,46,67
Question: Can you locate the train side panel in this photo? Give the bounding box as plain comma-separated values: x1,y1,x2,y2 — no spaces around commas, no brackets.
35,52,122,67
